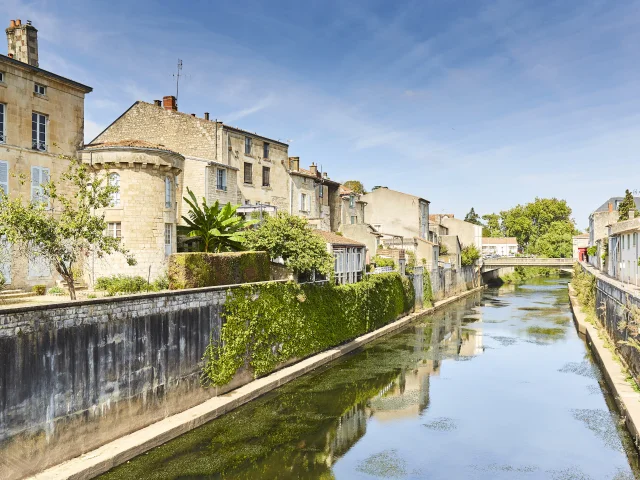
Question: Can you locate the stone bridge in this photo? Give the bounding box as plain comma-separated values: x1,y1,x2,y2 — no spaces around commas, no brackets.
482,257,575,273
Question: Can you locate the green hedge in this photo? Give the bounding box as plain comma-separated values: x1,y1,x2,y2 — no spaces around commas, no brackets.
202,272,415,386
168,251,270,290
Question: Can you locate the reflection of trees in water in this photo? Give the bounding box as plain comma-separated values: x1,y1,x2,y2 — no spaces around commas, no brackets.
99,296,483,480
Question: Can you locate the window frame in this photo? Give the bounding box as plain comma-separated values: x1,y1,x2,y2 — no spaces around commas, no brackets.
107,222,122,239
244,136,252,155
263,142,269,159
31,165,50,208
108,172,121,206
164,223,173,256
0,160,8,196
0,103,5,144
349,195,355,208
34,83,46,96
32,112,47,151
262,166,270,187
0,71,4,83
300,193,308,212
351,215,357,225
244,162,253,184
165,176,172,209
216,168,227,191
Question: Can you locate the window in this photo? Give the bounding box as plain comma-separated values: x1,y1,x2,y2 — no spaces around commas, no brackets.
165,176,172,208
0,160,7,196
164,224,173,256
0,72,4,83
107,222,121,239
351,216,357,225
262,166,270,187
300,193,308,212
244,162,253,184
31,166,50,207
108,173,120,206
32,112,47,151
263,142,269,159
217,168,227,191
0,103,5,143
245,137,252,155
319,185,324,198
34,83,46,95
349,195,355,208
28,252,50,278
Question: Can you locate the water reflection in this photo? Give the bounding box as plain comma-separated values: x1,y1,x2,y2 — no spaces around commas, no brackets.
99,279,640,480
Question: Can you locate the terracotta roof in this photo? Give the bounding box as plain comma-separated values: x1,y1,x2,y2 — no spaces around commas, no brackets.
313,230,365,246
84,139,180,155
340,185,353,195
482,237,518,244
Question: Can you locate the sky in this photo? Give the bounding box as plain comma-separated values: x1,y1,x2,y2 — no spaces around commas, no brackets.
3,0,640,229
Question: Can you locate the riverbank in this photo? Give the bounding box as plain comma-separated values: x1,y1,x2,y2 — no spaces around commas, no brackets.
32,286,486,480
568,284,640,452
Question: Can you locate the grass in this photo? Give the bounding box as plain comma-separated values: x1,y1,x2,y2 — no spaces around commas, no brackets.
526,326,565,337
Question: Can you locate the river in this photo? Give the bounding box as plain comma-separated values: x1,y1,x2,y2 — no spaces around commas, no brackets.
99,278,640,479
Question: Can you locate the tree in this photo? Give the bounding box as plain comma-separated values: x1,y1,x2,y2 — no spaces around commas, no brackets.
618,189,636,221
461,244,481,266
529,221,575,258
0,158,135,299
464,208,482,225
179,188,255,253
244,212,333,276
342,180,366,195
482,213,502,237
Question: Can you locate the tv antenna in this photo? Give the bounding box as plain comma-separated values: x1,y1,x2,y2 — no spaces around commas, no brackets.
173,59,183,106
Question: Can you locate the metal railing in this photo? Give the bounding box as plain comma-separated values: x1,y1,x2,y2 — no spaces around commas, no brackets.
482,257,575,267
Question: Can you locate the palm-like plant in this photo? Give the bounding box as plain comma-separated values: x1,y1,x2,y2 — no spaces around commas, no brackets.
179,188,256,253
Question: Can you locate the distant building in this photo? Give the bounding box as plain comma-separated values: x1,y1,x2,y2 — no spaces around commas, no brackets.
572,233,589,261
607,213,639,285
482,238,518,257
0,19,93,289
314,230,366,285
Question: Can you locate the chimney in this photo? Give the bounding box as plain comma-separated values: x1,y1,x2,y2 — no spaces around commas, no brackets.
288,156,299,172
204,112,210,121
190,113,196,117
609,202,613,213
310,163,318,176
162,96,177,111
322,172,328,179
153,99,161,107
630,209,636,220
6,19,38,66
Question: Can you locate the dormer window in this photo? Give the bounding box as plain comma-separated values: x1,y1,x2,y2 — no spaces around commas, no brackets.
34,83,46,95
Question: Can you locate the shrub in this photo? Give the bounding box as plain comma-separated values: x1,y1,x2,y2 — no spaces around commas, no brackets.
152,274,169,291
47,286,65,296
461,245,480,266
423,269,434,307
95,275,157,296
587,246,597,256
372,256,395,268
202,272,414,386
168,251,270,290
32,284,46,295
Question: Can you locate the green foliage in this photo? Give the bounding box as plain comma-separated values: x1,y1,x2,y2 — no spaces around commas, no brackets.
438,242,449,255
572,264,596,311
95,274,168,296
464,208,483,226
32,284,46,295
405,250,417,274
0,158,135,299
529,220,575,258
0,272,5,293
342,180,366,195
602,239,609,261
461,244,480,266
201,273,414,386
423,269,434,307
244,213,333,276
500,267,556,285
481,213,502,237
168,252,270,289
587,246,598,256
371,256,395,268
618,189,636,221
47,286,65,296
179,188,255,253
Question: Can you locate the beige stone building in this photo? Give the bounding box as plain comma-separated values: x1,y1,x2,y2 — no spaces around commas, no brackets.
80,141,184,284
89,98,290,222
0,19,92,289
313,230,366,284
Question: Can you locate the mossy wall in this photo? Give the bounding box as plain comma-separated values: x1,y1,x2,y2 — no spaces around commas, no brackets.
168,252,270,290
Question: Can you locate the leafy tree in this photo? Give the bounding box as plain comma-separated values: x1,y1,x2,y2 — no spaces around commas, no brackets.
481,213,502,237
461,244,481,266
179,188,256,253
438,241,449,255
244,212,333,276
528,221,574,258
343,180,366,195
0,158,135,300
618,189,636,221
464,208,482,226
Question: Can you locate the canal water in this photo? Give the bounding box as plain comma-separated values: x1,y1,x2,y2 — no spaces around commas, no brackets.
99,278,640,479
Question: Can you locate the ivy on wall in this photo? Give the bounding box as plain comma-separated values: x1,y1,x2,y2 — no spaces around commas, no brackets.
423,269,434,307
202,272,415,386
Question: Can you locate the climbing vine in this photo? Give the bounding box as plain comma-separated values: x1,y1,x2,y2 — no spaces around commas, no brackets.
202,273,415,386
423,269,434,307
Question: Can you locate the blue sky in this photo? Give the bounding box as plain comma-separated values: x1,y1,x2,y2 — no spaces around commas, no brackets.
3,0,640,228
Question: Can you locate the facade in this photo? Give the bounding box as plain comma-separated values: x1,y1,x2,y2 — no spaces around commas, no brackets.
362,187,437,268
572,233,589,261
482,237,518,257
607,215,639,285
89,98,289,221
314,230,366,285
337,185,366,231
588,197,640,270
439,215,483,251
0,19,92,289
80,141,184,285
439,235,461,269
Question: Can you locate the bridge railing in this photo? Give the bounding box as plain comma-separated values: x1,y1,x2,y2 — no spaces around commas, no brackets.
482,257,575,267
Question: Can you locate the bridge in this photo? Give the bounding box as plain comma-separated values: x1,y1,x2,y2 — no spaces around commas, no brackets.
482,257,575,273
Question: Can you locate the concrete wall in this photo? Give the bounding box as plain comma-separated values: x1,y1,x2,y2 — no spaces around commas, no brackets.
362,188,428,240
429,265,479,301
441,217,482,250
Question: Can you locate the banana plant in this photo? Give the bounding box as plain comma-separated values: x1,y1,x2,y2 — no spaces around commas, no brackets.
178,188,256,253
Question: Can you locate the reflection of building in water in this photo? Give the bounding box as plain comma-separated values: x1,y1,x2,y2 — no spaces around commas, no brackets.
369,365,432,421
458,328,484,357
327,404,368,463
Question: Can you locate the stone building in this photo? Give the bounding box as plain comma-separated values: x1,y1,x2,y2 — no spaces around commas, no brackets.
313,230,366,285
607,213,639,285
89,98,290,221
481,237,518,257
0,19,92,289
80,141,184,284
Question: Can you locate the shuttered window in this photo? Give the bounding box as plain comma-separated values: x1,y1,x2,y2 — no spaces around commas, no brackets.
0,160,8,196
165,176,172,208
244,163,253,184
108,173,120,206
31,166,50,207
262,166,270,187
0,103,5,143
164,224,172,256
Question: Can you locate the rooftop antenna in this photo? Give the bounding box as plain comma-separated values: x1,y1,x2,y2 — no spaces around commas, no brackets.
174,59,183,106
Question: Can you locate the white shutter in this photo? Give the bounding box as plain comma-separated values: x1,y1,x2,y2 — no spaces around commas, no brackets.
41,167,50,207
299,193,303,211
0,161,8,195
31,166,40,201
0,237,10,284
